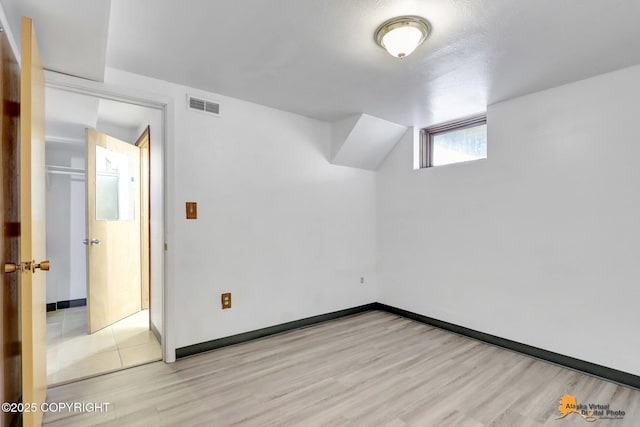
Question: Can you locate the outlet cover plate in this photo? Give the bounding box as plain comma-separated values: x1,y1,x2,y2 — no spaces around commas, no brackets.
221,292,231,309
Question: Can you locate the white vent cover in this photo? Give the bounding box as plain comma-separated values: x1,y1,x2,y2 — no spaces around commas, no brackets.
187,95,220,117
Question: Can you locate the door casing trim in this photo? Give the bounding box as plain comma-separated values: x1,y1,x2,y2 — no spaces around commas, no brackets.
44,70,174,362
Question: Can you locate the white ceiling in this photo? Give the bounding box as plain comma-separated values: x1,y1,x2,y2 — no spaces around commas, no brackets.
6,1,640,127
1,0,111,81
45,87,99,141
97,98,153,132
45,87,160,145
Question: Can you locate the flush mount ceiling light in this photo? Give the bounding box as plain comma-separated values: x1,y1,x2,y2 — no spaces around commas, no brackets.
375,16,430,59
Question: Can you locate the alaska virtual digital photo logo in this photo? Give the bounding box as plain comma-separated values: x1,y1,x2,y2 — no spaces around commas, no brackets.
556,395,626,422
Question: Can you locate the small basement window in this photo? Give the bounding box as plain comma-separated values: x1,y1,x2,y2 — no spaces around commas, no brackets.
421,114,487,168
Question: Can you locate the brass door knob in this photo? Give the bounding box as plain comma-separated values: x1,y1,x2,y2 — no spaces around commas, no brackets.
3,263,20,273
34,260,50,271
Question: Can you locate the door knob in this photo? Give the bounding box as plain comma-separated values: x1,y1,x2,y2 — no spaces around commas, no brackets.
82,239,101,245
34,260,50,271
3,260,49,273
3,263,21,273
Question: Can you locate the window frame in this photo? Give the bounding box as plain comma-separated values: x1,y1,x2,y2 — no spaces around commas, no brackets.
420,114,487,168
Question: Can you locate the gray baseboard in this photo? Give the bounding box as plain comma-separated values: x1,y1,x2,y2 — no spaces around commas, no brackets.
175,303,377,359
376,303,640,390
174,302,640,390
46,298,87,312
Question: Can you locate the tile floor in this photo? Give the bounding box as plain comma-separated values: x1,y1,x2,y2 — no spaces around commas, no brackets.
46,307,161,385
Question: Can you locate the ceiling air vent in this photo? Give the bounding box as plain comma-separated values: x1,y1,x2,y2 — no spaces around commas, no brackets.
187,95,220,117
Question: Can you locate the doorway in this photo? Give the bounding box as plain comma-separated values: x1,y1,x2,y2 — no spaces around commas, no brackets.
44,86,164,384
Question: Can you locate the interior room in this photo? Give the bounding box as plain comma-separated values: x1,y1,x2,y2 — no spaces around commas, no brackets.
43,87,164,384
0,0,639,426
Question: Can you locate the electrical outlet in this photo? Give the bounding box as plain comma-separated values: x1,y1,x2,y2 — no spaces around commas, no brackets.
360,277,365,284
221,292,232,309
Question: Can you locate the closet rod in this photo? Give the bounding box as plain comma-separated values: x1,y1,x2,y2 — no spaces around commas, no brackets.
46,165,85,176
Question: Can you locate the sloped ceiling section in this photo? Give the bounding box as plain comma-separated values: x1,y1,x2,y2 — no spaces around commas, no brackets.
331,114,407,170
45,86,161,146
45,87,99,143
96,98,161,144
1,0,111,81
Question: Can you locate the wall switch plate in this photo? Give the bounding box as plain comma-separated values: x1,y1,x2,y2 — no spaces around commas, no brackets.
186,202,197,219
221,292,232,309
360,277,365,284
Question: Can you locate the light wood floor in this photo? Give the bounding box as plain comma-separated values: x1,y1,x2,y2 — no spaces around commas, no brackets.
43,311,640,426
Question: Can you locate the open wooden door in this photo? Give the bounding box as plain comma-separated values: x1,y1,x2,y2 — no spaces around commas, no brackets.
86,128,141,333
20,16,48,427
135,127,150,311
0,18,22,427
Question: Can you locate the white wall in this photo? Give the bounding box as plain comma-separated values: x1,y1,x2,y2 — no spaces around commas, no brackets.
45,145,86,304
105,69,378,350
377,65,640,376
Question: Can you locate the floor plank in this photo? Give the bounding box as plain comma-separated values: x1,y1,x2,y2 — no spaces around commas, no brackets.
43,311,640,426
